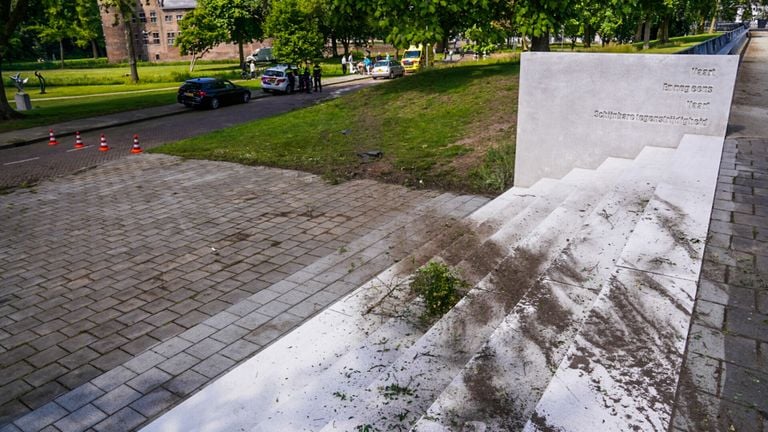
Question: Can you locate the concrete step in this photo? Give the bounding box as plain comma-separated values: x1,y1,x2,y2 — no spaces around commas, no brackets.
237,168,599,431
238,178,576,430
315,158,633,431
410,146,676,431
523,135,723,432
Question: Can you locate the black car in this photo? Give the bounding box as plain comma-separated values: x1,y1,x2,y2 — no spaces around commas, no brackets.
177,77,251,109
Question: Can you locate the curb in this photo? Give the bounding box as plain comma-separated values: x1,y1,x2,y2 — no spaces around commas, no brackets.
0,75,370,150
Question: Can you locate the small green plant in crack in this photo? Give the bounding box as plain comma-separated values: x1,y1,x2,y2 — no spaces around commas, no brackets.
410,261,468,320
380,383,415,400
332,391,348,401
355,424,378,432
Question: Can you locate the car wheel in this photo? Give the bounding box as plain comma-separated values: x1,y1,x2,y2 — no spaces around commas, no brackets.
242,92,251,103
372,76,377,80
388,71,393,79
210,98,220,109
263,89,270,93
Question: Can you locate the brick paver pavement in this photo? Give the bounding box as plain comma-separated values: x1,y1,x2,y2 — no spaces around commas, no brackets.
0,154,488,431
671,31,768,431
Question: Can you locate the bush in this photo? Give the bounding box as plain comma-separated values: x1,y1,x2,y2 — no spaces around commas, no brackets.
411,261,468,319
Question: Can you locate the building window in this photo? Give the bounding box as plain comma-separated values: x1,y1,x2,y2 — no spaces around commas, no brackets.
139,12,146,23
176,14,183,21
165,15,172,22
149,11,157,23
152,32,160,44
167,32,176,45
145,0,150,5
142,31,149,44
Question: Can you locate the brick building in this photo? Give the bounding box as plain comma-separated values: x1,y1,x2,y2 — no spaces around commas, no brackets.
99,0,266,63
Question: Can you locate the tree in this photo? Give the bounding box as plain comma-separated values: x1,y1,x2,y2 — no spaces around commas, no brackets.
74,0,104,59
202,0,268,67
0,0,34,120
100,0,140,82
31,2,78,68
510,0,575,51
324,0,375,57
176,8,228,72
265,0,324,64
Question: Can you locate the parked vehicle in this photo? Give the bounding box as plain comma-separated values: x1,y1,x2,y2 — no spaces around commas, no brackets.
261,65,298,94
371,60,405,79
401,45,433,73
246,47,275,63
177,77,251,109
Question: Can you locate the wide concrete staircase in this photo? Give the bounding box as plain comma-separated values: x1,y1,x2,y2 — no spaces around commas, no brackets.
142,134,722,432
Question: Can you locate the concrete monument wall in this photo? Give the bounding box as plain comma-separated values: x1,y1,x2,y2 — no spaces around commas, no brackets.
514,53,739,187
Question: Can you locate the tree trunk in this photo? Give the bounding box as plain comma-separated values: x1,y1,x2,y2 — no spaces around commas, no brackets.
0,0,31,120
530,33,550,52
91,39,99,58
709,0,720,33
331,36,338,57
660,16,670,42
238,40,245,69
59,39,65,69
342,39,349,57
635,20,644,41
583,24,592,48
643,17,651,50
0,56,23,120
124,23,139,82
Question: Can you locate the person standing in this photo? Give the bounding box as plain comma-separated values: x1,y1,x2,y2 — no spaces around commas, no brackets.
341,55,347,75
312,62,322,92
303,67,311,93
298,65,306,92
348,54,354,74
249,61,257,79
286,69,295,94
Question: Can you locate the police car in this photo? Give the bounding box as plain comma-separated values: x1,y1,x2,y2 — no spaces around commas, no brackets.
260,65,298,93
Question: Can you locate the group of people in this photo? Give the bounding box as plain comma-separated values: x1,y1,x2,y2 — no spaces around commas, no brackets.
340,52,391,76
286,63,323,94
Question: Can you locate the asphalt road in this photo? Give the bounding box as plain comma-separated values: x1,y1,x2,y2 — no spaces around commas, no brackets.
0,80,375,189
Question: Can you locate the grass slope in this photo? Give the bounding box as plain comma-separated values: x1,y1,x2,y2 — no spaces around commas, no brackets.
152,59,520,195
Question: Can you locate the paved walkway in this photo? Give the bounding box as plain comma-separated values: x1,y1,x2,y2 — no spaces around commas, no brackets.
0,155,487,431
670,31,768,431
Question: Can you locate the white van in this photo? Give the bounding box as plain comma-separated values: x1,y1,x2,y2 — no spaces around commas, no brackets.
246,47,274,63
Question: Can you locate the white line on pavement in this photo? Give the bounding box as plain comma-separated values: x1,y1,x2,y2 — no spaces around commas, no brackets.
3,157,40,166
66,146,92,152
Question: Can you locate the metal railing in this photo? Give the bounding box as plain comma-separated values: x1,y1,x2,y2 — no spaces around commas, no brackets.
678,23,750,55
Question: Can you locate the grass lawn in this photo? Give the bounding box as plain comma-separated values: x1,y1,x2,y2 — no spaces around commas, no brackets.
151,58,519,196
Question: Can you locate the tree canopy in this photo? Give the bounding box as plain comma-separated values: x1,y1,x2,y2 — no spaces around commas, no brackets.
3,0,767,120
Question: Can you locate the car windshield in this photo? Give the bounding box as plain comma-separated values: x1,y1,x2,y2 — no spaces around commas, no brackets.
263,70,284,77
403,51,420,59
374,61,389,67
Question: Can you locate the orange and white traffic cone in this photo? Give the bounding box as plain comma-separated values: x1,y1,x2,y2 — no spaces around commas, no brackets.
98,134,109,152
74,132,85,149
130,134,142,154
48,129,58,146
